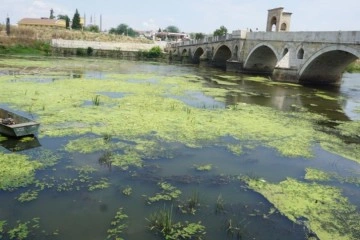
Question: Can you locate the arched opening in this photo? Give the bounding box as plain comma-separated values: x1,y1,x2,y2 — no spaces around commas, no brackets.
280,23,287,31
271,17,277,31
212,45,232,69
244,45,278,74
282,48,289,57
299,50,358,85
181,49,187,56
297,48,304,59
193,47,204,64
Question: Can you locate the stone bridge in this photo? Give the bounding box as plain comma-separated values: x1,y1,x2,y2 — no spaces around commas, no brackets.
168,30,360,85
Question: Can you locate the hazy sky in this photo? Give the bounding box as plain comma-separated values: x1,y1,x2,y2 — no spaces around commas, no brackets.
1,0,359,33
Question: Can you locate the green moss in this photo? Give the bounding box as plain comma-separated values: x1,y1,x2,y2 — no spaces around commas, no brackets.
246,177,360,240
0,153,42,191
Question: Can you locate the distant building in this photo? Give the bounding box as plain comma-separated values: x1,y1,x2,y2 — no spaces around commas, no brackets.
18,18,66,28
155,32,190,41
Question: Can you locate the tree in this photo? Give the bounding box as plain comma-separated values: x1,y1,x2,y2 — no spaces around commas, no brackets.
58,15,70,29
195,33,205,40
50,9,55,19
86,25,100,33
109,24,138,37
213,25,228,37
71,9,82,30
165,25,180,33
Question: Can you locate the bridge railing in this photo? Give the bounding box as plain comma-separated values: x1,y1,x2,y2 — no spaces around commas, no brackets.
169,30,360,48
170,32,238,48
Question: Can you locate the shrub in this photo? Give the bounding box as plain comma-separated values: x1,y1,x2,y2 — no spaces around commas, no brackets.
87,46,93,56
76,48,86,56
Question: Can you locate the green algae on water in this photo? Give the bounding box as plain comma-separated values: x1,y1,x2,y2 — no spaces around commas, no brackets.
246,177,360,240
0,153,42,191
305,168,360,186
0,56,359,164
305,168,333,181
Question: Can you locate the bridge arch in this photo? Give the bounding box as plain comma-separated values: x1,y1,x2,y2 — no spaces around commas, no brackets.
244,43,279,73
299,45,359,84
181,49,188,56
212,45,232,69
193,47,205,64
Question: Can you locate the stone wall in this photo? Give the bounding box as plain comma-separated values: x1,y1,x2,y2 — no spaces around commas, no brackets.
51,39,167,52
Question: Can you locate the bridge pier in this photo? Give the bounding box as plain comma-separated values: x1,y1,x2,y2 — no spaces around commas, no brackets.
272,67,299,83
226,60,243,73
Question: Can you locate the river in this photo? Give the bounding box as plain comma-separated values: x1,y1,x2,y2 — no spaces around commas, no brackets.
0,56,359,240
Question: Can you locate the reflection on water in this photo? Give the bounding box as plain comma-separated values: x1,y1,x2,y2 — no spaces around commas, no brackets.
0,136,41,152
0,58,359,240
340,73,360,120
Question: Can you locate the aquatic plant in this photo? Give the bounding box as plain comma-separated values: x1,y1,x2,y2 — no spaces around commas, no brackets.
88,178,110,191
147,206,206,240
305,168,333,181
305,168,360,186
178,191,200,214
17,190,39,203
0,221,6,238
7,218,40,240
246,177,360,240
225,218,245,240
122,186,132,196
194,164,212,171
215,194,225,214
92,94,101,106
8,221,30,240
147,182,182,204
0,153,42,191
107,207,128,240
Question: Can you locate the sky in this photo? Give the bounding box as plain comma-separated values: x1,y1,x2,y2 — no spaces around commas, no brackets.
1,0,359,34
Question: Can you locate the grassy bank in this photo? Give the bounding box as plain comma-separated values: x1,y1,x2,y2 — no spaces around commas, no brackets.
346,60,360,73
0,40,51,55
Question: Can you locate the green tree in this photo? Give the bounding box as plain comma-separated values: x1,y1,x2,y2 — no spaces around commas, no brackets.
58,15,70,29
86,25,100,33
165,25,180,33
213,25,228,37
109,24,138,37
50,9,55,19
195,33,205,40
71,9,81,30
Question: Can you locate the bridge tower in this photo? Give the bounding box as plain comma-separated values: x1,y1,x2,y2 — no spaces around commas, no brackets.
266,7,292,32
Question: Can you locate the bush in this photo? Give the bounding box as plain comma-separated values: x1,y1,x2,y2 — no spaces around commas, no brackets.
87,47,93,56
76,48,86,56
139,46,163,59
